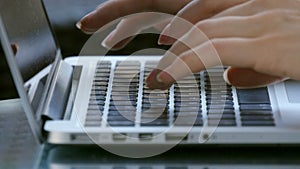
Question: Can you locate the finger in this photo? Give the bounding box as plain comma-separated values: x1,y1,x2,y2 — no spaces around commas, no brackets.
214,0,300,18
212,0,260,18
158,0,249,45
147,38,255,90
102,30,135,51
102,13,170,50
223,67,286,89
77,0,190,33
156,14,265,72
153,18,172,32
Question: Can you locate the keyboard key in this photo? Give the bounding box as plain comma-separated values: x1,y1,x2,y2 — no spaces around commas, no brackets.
93,82,109,86
109,110,135,117
207,109,235,115
89,100,105,105
241,115,274,121
107,115,135,122
242,121,275,126
141,113,169,119
141,119,169,126
206,104,234,109
239,104,272,111
109,105,136,112
208,120,236,126
111,101,137,106
108,121,135,127
88,105,104,111
208,114,235,120
174,117,203,126
237,88,270,104
240,110,273,116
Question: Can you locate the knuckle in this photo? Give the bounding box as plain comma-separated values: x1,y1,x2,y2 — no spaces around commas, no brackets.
250,0,268,8
209,39,227,64
210,39,225,52
264,10,289,21
196,20,211,32
251,37,278,74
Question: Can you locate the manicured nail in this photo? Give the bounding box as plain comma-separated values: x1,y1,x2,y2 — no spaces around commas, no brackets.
146,69,161,85
146,69,168,90
76,21,96,34
156,73,164,83
76,11,98,34
223,68,232,86
101,31,115,49
145,70,174,90
102,33,133,51
158,24,175,45
158,34,175,45
101,39,110,49
156,71,174,87
76,21,82,29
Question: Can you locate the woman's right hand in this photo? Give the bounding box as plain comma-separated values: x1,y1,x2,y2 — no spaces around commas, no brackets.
76,0,247,50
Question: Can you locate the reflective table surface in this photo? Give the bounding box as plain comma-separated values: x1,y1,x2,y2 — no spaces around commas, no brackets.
39,144,300,169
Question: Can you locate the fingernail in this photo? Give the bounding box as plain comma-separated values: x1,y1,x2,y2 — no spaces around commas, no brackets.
101,31,115,49
102,32,133,51
156,73,164,83
223,68,232,86
76,21,82,29
146,69,174,90
146,69,161,85
158,35,175,45
76,21,96,34
146,69,167,90
101,39,110,49
157,71,175,86
76,11,99,34
149,70,174,90
158,24,175,45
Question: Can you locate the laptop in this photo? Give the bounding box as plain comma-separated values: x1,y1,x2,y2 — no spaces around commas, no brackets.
1,0,300,150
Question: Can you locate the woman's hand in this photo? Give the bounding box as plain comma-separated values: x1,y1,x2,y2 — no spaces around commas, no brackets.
77,0,247,50
146,0,300,89
76,0,191,50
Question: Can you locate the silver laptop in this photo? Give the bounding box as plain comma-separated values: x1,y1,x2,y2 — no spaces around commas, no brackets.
1,0,300,149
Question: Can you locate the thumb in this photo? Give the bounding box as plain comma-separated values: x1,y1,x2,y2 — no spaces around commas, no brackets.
223,67,287,89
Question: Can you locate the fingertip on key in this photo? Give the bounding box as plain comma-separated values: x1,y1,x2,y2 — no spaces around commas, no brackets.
146,69,174,90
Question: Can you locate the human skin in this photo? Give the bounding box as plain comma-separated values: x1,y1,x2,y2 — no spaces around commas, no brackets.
77,0,300,89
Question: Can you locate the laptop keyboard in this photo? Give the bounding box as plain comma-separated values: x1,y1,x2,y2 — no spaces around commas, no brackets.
85,61,275,128
85,61,111,127
205,69,236,126
108,61,139,127
237,88,275,126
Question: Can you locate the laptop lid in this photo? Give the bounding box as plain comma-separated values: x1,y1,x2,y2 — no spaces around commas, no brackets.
0,0,62,141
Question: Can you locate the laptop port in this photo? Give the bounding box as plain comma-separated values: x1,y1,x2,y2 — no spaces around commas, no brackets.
112,133,127,141
165,133,188,142
139,133,153,141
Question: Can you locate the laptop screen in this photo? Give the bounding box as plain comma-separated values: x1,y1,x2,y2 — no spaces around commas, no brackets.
0,0,61,132
0,0,58,81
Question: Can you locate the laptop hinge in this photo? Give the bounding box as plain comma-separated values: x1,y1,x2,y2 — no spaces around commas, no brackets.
42,61,73,121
